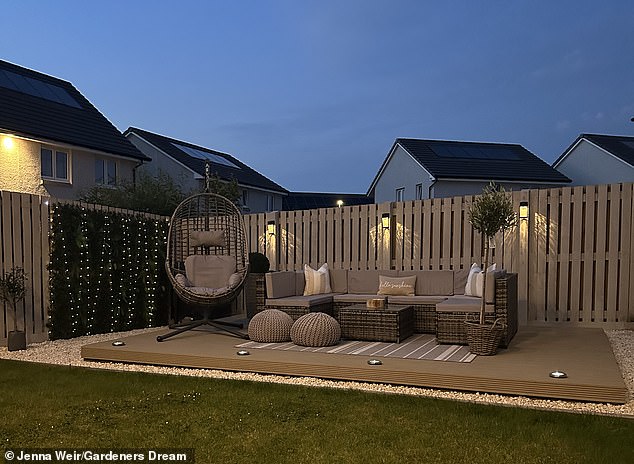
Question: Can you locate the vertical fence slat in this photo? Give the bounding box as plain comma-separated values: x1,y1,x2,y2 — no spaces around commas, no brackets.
606,185,621,322
569,186,584,323
558,187,571,321
595,185,608,321
620,184,633,322
582,185,596,323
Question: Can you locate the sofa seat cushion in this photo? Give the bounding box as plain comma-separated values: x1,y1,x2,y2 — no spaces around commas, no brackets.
266,293,336,308
332,293,386,304
436,295,494,313
387,295,448,305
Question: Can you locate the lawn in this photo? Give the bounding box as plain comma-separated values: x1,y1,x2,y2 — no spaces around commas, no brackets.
1,359,632,464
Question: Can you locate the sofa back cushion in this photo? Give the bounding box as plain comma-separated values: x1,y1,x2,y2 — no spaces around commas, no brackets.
453,268,469,295
347,270,398,294
378,275,416,296
398,270,454,296
329,269,348,293
265,271,297,299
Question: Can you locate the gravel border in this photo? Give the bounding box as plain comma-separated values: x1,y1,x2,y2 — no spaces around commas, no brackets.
1,328,632,419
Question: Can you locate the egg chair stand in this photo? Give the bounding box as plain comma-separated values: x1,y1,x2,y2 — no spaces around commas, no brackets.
157,192,250,342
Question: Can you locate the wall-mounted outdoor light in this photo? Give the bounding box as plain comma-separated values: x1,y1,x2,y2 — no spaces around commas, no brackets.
267,220,276,236
519,201,529,220
337,200,344,208
381,213,390,230
2,136,14,150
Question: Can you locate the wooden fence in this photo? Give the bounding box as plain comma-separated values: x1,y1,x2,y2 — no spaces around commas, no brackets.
248,183,634,328
2,183,632,346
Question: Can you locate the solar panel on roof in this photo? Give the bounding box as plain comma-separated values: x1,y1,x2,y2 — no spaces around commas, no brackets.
172,143,241,169
430,142,520,160
0,69,82,109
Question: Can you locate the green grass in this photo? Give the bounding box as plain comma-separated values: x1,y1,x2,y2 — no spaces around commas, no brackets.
1,359,632,464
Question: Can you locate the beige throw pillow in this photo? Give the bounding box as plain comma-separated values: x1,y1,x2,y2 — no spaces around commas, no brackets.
303,263,332,296
190,230,225,247
377,275,416,296
466,263,496,297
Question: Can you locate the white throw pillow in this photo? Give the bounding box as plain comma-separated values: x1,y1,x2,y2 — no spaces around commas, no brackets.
303,263,332,296
464,263,482,296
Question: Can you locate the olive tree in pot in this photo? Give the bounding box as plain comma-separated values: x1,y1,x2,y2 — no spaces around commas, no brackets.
0,267,28,351
466,183,516,355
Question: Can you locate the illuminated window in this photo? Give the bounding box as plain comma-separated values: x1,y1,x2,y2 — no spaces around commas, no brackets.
41,146,69,182
95,159,117,186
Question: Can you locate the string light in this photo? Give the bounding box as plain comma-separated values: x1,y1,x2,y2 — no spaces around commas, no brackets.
48,205,169,339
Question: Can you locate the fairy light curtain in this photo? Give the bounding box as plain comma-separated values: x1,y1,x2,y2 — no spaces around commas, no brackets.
48,204,169,339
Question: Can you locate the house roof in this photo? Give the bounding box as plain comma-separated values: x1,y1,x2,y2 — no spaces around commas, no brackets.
368,138,571,194
553,133,634,168
0,60,148,161
125,127,288,193
283,192,373,211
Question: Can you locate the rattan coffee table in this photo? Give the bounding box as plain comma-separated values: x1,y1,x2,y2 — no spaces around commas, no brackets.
337,304,414,343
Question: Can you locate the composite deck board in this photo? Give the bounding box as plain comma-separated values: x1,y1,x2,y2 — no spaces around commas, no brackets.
81,325,628,404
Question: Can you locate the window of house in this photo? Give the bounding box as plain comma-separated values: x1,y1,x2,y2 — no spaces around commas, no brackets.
396,187,404,202
242,189,249,208
415,183,423,200
95,159,117,186
41,146,69,181
267,194,274,212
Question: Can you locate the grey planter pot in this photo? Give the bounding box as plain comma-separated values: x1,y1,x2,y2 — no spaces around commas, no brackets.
8,331,26,351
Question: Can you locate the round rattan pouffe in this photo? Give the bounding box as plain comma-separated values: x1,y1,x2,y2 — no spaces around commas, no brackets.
248,309,294,343
291,312,341,347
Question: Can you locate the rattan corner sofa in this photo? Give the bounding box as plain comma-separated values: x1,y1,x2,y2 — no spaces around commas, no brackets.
263,268,518,348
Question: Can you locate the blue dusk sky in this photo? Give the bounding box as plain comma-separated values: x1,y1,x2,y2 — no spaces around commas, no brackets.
3,0,633,193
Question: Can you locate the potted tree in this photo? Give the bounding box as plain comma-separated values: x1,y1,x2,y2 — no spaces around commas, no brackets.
0,267,28,351
466,182,516,355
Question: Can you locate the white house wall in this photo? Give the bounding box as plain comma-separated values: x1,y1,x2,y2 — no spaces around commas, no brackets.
556,139,634,186
431,180,562,198
126,133,200,194
374,145,431,202
0,136,136,200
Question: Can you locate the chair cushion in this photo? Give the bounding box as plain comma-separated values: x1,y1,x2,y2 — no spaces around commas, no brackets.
303,263,332,295
377,275,416,296
399,270,455,296
184,255,236,288
436,295,494,313
347,270,398,294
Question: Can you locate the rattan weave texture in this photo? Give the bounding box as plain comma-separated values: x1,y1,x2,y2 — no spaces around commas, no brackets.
248,309,294,343
290,312,341,347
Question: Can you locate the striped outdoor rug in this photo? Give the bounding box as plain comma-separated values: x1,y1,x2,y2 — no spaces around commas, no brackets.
236,334,476,363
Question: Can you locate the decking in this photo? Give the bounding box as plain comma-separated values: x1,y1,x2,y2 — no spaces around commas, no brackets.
81,325,629,404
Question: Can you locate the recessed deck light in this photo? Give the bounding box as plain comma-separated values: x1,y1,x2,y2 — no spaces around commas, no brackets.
549,370,567,379
237,350,250,356
112,341,125,347
367,359,382,366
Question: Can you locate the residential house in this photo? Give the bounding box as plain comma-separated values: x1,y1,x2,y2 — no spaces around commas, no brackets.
552,133,634,186
0,60,149,199
125,127,288,213
368,138,571,202
283,192,373,211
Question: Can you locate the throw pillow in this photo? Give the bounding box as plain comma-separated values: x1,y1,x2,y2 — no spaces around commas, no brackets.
303,263,332,296
190,230,225,247
377,275,416,296
175,273,192,287
464,263,482,296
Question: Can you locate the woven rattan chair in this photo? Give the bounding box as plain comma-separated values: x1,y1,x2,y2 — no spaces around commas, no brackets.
157,193,249,341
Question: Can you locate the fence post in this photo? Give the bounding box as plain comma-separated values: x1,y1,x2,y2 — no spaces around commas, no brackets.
265,211,279,271
518,189,530,326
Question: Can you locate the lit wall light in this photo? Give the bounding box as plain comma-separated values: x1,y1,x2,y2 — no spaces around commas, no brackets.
381,213,390,230
337,200,344,208
2,136,14,150
519,201,529,220
267,220,276,236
